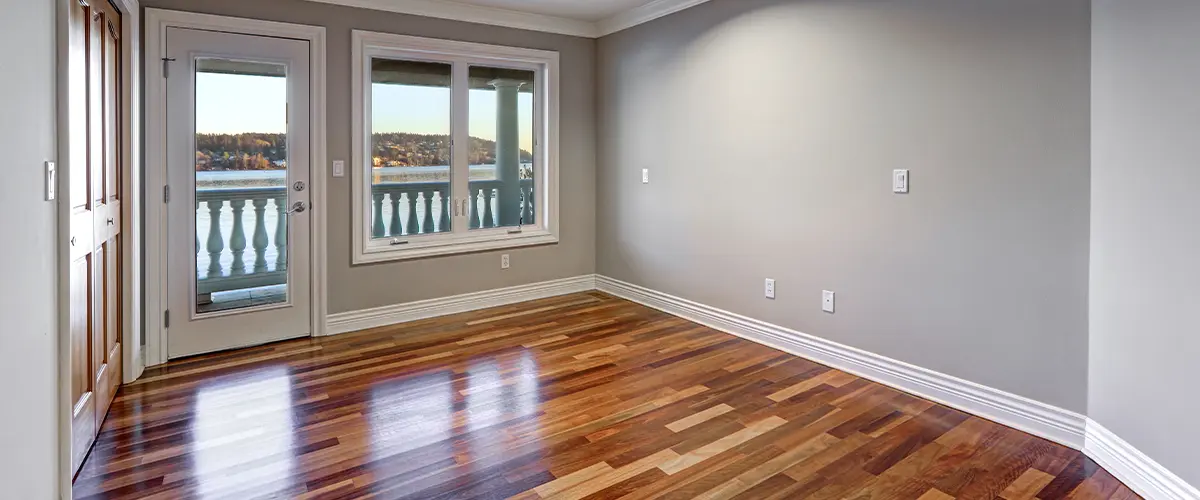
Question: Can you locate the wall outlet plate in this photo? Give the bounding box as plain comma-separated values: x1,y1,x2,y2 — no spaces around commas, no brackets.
822,290,835,313
501,254,510,269
765,279,776,299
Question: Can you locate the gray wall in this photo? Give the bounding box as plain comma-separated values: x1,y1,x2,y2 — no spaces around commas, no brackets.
1090,0,1200,486
142,0,597,314
596,0,1092,411
0,0,60,496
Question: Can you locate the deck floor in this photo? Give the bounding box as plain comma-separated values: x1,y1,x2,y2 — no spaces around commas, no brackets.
74,292,1139,499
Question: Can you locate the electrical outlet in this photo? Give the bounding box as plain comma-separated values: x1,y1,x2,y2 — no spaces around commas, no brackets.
501,254,510,269
822,290,835,313
332,160,345,177
642,169,650,184
893,169,909,194
765,279,776,299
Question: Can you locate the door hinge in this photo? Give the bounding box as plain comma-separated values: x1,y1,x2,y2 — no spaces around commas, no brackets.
164,310,170,329
162,57,176,78
163,185,170,203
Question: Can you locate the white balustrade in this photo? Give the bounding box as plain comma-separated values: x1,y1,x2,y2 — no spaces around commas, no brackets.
195,187,288,302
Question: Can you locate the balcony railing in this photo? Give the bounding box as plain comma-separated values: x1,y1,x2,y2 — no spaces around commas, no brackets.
195,179,535,299
369,179,535,238
195,187,288,302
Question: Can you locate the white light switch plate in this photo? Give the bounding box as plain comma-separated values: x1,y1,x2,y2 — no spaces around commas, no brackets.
45,161,56,201
893,169,910,194
642,169,649,184
822,290,835,313
765,279,776,299
332,160,345,177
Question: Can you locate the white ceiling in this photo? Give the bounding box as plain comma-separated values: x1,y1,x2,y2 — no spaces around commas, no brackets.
452,0,656,22
307,0,712,37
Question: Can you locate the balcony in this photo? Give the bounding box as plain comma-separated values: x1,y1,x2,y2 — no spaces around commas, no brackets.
195,178,534,305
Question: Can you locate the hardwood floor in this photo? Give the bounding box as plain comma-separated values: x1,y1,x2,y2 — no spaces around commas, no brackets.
74,292,1138,499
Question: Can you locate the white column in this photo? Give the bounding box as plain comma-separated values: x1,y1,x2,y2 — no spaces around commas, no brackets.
490,78,524,226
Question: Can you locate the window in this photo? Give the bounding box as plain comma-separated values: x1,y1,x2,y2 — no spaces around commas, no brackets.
352,32,559,263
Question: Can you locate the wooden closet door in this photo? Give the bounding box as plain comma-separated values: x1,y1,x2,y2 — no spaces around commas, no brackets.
68,0,122,476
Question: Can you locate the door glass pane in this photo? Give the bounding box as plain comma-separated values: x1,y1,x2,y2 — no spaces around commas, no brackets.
370,59,452,239
468,66,535,231
194,58,289,314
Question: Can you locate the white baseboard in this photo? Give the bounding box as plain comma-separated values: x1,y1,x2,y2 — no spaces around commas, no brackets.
1085,419,1200,500
325,275,597,335
595,275,1087,450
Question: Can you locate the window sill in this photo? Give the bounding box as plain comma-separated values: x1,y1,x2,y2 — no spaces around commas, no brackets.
352,230,559,264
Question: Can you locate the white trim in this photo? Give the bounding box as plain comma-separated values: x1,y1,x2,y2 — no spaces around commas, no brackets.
594,275,1088,450
305,0,598,37
351,30,561,265
144,9,329,365
596,0,713,36
300,0,714,38
325,275,596,335
1084,419,1200,500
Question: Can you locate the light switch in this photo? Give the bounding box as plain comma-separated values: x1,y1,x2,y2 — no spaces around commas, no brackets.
642,169,649,184
893,169,909,194
45,161,56,201
332,160,345,178
822,290,835,313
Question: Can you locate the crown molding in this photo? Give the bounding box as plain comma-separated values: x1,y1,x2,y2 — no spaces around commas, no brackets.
302,0,714,38
303,0,600,37
596,0,712,36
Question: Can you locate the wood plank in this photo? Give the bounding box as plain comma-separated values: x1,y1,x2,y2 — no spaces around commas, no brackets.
71,293,1141,500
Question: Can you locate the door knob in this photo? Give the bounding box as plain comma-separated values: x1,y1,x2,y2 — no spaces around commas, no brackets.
284,201,307,215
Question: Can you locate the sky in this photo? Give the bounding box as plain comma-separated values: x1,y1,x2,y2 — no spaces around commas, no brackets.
194,72,535,152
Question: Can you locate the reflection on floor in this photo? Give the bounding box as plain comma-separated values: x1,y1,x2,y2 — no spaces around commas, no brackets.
197,284,287,314
75,292,1139,499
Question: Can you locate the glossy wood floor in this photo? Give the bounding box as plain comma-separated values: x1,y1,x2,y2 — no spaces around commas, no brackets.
75,292,1139,500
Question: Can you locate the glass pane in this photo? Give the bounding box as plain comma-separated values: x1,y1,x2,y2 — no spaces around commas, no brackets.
468,66,536,231
194,58,290,314
370,59,453,239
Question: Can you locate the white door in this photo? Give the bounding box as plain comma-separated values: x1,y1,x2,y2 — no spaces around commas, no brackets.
165,27,311,358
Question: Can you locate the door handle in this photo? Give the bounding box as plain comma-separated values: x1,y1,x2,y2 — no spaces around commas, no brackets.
284,201,307,215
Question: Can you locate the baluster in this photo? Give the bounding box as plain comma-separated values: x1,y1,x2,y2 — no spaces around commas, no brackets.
439,190,450,233
229,199,247,275
483,188,495,228
205,200,225,278
372,192,385,238
528,184,535,221
469,187,481,229
252,198,270,273
405,191,419,235
275,197,288,271
422,191,435,234
388,191,401,237
521,185,532,225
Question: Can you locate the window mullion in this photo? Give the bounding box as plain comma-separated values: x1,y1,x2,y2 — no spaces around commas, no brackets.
450,60,471,234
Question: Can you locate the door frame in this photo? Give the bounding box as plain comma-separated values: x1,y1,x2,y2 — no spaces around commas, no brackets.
55,0,141,494
144,9,329,367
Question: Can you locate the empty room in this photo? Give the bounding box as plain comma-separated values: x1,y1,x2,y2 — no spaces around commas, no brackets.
3,0,1198,498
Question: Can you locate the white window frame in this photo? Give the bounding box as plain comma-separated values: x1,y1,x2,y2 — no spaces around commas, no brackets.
351,30,560,264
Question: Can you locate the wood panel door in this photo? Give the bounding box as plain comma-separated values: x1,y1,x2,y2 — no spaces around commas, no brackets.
68,0,123,476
